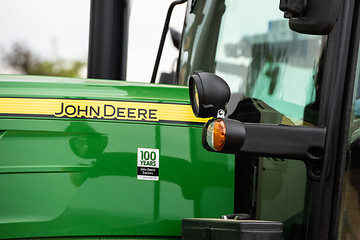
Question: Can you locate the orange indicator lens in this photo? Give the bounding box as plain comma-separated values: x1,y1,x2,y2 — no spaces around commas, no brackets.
207,119,226,151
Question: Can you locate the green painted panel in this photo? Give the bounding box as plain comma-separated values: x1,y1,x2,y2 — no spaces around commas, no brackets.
0,75,234,239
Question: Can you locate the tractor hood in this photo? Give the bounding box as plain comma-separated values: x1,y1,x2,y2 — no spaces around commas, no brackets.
0,75,189,102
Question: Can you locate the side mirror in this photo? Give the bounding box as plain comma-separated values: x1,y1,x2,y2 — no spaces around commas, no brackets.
280,0,341,35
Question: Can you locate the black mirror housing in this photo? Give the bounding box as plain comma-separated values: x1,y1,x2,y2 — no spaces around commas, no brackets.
280,0,341,35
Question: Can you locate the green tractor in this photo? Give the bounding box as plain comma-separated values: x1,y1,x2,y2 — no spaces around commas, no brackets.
1,0,360,239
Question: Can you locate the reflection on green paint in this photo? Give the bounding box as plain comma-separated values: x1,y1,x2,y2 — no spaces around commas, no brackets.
0,75,235,239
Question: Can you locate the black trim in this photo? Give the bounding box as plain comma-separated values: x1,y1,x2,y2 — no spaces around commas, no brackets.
160,120,204,125
234,153,258,218
88,0,129,80
331,0,360,238
151,0,187,84
309,0,356,238
175,2,190,85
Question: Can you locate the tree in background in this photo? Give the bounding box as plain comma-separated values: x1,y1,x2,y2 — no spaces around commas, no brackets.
2,42,85,78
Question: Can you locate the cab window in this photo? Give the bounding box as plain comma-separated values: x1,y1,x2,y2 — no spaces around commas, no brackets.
179,0,326,126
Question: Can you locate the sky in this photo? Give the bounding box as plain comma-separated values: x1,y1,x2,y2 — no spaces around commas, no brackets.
0,0,186,83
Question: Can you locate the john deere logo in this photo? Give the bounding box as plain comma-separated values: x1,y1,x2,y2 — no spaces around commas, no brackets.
0,97,208,125
54,102,158,121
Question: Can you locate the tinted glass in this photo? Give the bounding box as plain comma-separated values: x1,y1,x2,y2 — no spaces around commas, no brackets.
179,0,326,126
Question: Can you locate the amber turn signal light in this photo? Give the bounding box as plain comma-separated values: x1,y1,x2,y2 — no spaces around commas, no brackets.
207,119,227,151
202,118,246,153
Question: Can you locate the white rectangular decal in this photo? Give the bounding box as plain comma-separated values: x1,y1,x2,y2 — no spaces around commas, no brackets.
137,148,159,181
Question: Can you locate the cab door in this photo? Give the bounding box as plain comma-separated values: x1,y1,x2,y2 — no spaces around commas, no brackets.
178,0,360,239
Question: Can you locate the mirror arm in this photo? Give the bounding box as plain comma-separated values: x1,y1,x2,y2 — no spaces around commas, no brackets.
240,124,326,161
203,121,327,180
241,124,326,180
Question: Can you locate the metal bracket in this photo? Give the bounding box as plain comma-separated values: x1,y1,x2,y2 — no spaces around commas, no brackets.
217,109,226,118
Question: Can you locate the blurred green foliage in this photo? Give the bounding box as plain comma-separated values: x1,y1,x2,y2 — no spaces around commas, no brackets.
3,42,85,78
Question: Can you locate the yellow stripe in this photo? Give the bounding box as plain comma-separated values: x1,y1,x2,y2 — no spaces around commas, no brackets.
0,98,209,124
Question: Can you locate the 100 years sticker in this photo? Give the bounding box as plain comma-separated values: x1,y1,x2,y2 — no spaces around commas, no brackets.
137,148,159,181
